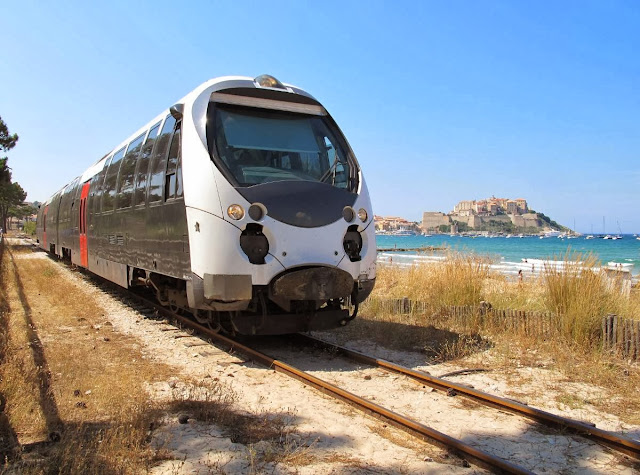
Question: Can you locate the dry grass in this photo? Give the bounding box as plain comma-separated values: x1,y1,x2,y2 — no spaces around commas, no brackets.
353,252,640,421
367,251,639,345
0,242,176,473
0,240,317,473
373,252,492,307
540,251,639,344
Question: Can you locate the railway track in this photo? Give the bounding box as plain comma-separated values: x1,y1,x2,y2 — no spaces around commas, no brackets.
292,333,640,460
123,293,528,473
102,285,639,474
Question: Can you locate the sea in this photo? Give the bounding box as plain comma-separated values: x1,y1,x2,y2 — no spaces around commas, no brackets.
375,234,640,281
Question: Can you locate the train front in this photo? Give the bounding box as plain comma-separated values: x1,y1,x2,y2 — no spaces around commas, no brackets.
184,75,375,335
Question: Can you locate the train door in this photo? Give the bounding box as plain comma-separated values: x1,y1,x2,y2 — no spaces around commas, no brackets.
79,182,90,267
43,205,49,249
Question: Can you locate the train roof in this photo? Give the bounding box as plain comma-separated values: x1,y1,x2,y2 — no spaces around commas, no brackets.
77,75,317,185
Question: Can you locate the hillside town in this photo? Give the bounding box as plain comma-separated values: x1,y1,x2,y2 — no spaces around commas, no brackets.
376,196,566,235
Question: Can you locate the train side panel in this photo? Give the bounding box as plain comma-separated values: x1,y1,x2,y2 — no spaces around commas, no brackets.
57,177,81,261
35,203,47,249
44,192,63,256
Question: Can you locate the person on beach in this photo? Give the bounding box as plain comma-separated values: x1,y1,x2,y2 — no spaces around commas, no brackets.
518,269,523,282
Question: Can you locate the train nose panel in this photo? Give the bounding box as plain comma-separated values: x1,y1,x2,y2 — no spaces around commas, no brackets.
237,181,357,228
270,267,353,310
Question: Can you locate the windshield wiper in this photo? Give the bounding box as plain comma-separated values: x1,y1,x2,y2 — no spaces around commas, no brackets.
320,158,340,185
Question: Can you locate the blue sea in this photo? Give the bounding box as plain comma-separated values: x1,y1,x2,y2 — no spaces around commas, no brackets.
375,234,640,279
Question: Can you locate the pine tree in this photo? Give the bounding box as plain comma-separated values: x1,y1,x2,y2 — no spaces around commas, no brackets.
0,116,26,231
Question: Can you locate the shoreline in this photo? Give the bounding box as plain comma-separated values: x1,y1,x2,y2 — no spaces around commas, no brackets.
377,252,639,287
375,233,640,278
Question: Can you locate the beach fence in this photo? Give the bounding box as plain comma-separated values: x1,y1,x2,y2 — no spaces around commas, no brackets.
364,297,639,361
602,314,640,360
364,297,553,336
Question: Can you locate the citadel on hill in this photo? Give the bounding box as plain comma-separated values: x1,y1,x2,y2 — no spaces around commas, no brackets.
375,196,566,235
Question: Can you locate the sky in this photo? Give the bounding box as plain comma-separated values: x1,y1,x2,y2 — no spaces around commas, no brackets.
2,0,639,233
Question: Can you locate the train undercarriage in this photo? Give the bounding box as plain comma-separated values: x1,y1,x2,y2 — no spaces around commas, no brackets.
130,267,372,335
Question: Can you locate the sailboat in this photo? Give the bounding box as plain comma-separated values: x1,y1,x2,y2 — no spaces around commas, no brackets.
585,223,594,239
613,221,623,240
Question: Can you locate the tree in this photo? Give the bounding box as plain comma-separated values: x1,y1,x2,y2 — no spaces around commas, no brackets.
0,116,26,231
9,202,36,224
452,220,471,232
0,116,19,152
0,182,26,231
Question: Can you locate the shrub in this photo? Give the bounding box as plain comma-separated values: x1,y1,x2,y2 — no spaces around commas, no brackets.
541,252,627,346
23,221,35,236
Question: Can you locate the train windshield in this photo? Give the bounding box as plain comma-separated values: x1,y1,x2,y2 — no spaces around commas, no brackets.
209,104,356,190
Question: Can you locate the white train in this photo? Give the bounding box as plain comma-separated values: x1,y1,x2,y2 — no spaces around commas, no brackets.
36,75,376,334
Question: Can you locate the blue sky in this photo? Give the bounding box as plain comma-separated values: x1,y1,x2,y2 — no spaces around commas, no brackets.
2,0,639,233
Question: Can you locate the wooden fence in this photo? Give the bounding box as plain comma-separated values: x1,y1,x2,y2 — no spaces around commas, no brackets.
362,297,639,360
602,314,640,360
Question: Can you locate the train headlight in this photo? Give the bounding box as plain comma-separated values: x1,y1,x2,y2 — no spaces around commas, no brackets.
227,204,245,220
343,225,363,262
342,206,355,222
254,74,286,89
249,203,266,221
240,224,269,265
357,208,368,223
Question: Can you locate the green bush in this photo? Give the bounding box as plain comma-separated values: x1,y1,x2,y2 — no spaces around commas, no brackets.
23,221,36,236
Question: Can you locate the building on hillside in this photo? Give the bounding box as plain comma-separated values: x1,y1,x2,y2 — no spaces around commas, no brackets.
431,196,540,232
516,198,528,213
474,200,487,215
421,212,451,232
453,200,474,213
453,196,528,218
375,215,419,233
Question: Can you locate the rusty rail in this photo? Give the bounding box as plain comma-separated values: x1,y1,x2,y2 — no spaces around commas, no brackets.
122,294,531,474
296,333,640,460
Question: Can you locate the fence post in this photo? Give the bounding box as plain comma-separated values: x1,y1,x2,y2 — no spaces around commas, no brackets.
635,320,640,361
604,314,615,351
402,296,410,314
624,319,630,358
613,315,619,355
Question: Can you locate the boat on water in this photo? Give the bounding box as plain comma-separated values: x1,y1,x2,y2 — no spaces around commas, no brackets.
391,229,415,236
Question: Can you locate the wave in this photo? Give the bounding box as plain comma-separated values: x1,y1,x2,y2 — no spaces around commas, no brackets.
377,253,638,284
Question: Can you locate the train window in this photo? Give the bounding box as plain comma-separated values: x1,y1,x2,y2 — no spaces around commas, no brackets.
102,146,125,212
148,115,176,203
117,133,145,209
89,168,104,215
164,121,182,200
208,104,355,191
133,121,161,206
176,156,183,198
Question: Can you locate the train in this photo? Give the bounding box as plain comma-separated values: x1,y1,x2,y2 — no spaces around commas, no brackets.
36,75,376,335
